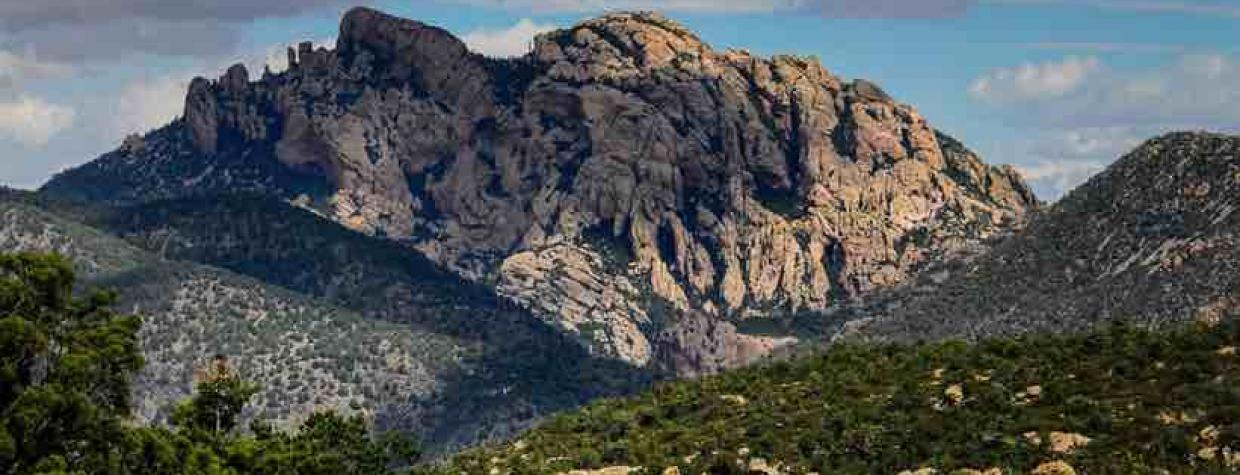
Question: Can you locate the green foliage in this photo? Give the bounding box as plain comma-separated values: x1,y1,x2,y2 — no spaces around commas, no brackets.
172,357,260,436
83,195,653,449
0,198,463,447
432,321,1240,474
235,413,421,474
0,252,143,473
0,252,419,474
144,372,420,475
105,398,420,475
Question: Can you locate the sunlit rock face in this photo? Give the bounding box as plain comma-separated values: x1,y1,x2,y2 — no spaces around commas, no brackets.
45,8,1036,372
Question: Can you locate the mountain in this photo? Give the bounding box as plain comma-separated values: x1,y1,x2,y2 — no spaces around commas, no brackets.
10,3,1239,470
41,7,1036,371
421,133,1240,474
0,193,651,451
836,132,1239,344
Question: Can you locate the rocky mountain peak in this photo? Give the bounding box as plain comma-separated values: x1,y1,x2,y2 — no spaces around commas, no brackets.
44,7,1038,373
533,11,708,75
336,7,473,79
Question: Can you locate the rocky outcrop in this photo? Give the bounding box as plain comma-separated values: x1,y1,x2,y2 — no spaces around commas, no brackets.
654,311,797,376
44,8,1036,371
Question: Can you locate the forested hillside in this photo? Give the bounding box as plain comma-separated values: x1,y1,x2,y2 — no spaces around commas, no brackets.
0,195,652,451
0,252,418,474
431,320,1239,474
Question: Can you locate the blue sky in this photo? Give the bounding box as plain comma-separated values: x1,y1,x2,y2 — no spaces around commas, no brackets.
1,0,1237,199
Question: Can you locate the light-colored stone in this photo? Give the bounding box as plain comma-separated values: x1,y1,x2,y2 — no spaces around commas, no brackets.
560,467,639,475
1029,461,1076,475
147,7,1036,373
952,469,1002,475
1046,432,1091,454
747,457,784,474
1199,425,1220,443
720,394,748,406
945,384,964,405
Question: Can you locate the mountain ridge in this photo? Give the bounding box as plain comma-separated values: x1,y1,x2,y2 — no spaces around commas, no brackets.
827,131,1240,345
41,7,1037,372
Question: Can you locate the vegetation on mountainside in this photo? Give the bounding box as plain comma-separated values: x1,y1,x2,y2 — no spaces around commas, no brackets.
4,192,653,452
1,252,143,472
841,132,1239,345
431,320,1240,474
0,252,417,474
79,195,655,448
0,199,459,442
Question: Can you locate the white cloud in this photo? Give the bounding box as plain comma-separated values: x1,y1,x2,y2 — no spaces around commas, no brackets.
1042,126,1146,158
1007,127,1143,198
0,51,72,91
1043,53,1240,129
985,0,1240,19
970,53,1240,201
1019,42,1185,53
457,0,977,17
113,75,190,136
1177,52,1229,80
0,95,75,146
456,0,788,12
968,56,1100,104
462,19,558,58
968,52,1240,200
107,37,337,137
1015,159,1109,199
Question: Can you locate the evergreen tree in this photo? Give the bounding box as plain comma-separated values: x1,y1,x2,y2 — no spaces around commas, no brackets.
173,356,259,437
0,253,143,473
1,253,421,474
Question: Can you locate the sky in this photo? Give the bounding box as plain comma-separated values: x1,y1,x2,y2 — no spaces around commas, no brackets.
0,1,1237,199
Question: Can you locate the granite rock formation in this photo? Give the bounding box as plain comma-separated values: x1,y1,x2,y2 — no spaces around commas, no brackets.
43,8,1036,370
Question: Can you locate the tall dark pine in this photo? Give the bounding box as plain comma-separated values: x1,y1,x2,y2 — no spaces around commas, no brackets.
0,253,143,473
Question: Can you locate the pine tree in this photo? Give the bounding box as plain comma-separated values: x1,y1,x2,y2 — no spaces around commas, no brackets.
0,253,143,474
172,356,259,437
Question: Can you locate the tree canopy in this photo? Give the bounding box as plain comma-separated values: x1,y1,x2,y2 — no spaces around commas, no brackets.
0,253,419,474
1,253,143,472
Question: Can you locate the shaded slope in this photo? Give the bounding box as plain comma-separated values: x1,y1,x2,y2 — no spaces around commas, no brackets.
0,197,459,436
79,195,656,448
0,196,652,450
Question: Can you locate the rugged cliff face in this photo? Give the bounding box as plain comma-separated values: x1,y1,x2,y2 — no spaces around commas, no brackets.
43,8,1036,369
